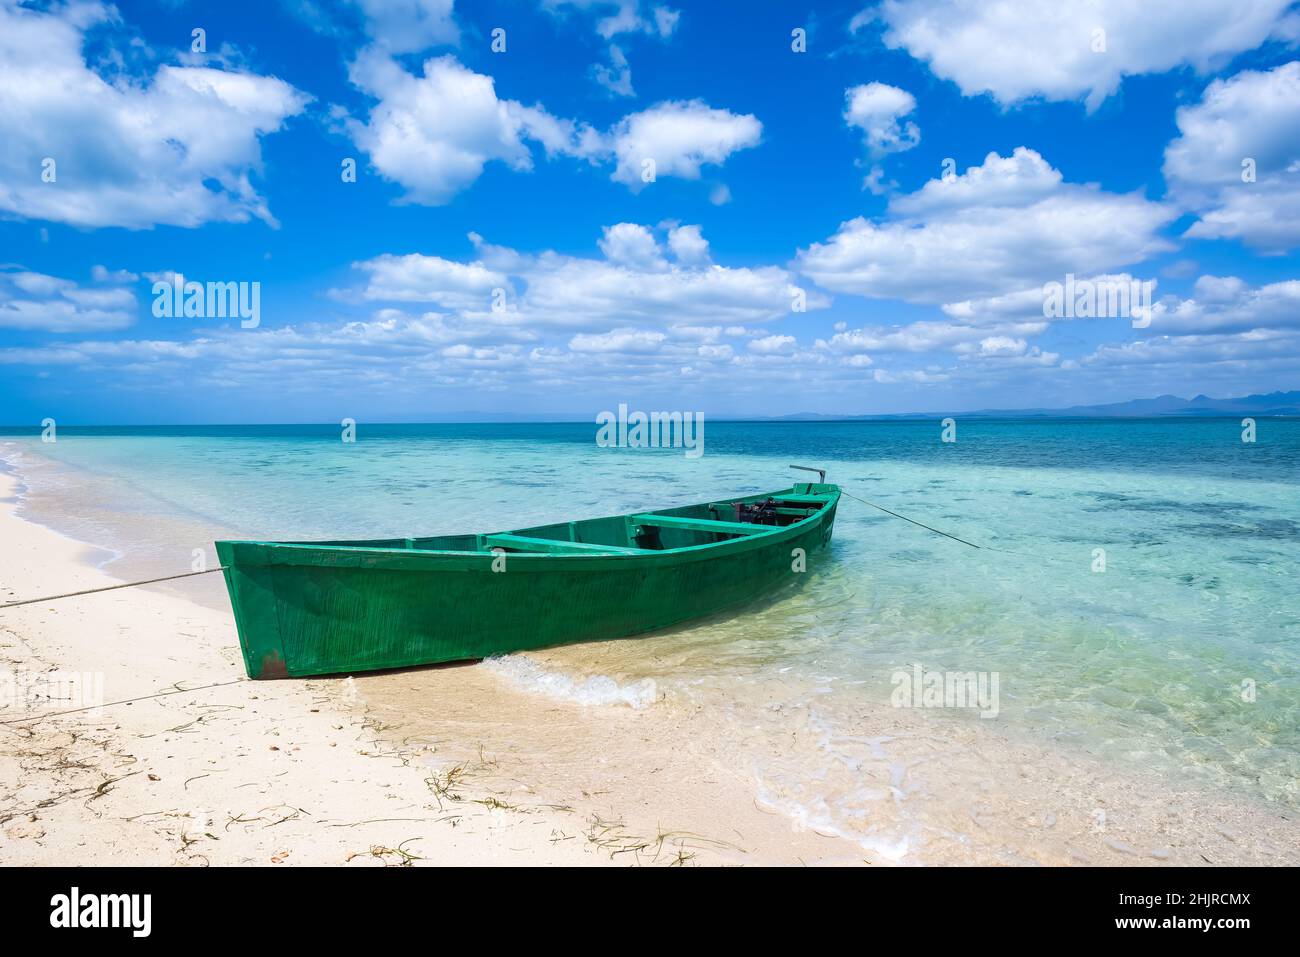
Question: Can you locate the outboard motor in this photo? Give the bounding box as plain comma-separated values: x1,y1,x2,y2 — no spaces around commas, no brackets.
734,498,780,525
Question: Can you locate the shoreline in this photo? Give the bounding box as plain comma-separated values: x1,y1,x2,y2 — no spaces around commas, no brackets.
0,468,857,865
0,470,631,865
2,451,1299,866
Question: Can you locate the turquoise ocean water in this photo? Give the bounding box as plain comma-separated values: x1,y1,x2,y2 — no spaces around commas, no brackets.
2,419,1298,838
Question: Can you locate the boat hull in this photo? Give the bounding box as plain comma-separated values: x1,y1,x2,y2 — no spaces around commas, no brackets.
216,485,838,678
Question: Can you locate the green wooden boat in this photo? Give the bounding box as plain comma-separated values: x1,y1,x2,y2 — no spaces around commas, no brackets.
216,479,839,679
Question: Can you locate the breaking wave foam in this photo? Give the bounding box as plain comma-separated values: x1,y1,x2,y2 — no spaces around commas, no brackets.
482,655,658,709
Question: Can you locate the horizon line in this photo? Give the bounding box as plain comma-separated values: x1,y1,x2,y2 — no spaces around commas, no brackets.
4,415,1298,430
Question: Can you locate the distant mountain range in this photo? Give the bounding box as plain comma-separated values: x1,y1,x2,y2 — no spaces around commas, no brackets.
767,390,1300,420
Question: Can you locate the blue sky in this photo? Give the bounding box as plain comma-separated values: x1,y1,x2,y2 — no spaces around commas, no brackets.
2,0,1299,423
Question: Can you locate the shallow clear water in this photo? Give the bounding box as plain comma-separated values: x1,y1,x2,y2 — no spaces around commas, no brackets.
3,419,1298,838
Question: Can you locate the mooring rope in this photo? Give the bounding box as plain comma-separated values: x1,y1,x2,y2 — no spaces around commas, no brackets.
839,489,988,550
0,566,227,610
0,676,249,726
838,487,1174,574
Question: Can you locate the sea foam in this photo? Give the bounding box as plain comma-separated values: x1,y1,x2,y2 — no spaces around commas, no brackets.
482,654,657,709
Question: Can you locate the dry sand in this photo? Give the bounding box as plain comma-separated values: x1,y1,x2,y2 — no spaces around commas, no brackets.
2,467,1297,867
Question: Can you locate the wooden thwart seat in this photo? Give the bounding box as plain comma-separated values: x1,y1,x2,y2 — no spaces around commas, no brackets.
628,514,773,536
772,495,831,506
482,533,645,555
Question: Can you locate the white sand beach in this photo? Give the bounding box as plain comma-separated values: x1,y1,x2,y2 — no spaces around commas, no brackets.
2,465,1298,867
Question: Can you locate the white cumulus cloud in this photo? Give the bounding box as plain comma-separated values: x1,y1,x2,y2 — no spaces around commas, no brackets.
1164,61,1300,252
543,1,680,40
346,52,601,205
0,1,309,229
544,1,679,97
345,55,758,202
1,268,136,332
875,0,1296,110
350,223,821,328
598,223,669,270
844,82,920,193
569,329,667,352
1143,276,1300,335
352,253,509,310
357,0,459,53
748,334,797,354
592,44,635,97
845,82,920,157
607,100,762,189
666,224,710,265
795,148,1175,303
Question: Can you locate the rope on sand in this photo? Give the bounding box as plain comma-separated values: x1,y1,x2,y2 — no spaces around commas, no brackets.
0,566,227,610
0,677,249,726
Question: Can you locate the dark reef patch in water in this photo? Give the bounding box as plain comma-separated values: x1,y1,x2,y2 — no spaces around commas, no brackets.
1129,531,1168,546
1084,492,1266,518
887,548,933,563
1178,519,1300,540
1176,572,1222,589
1225,553,1279,566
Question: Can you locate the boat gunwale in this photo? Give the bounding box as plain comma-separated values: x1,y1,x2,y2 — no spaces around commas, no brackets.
216,485,839,567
